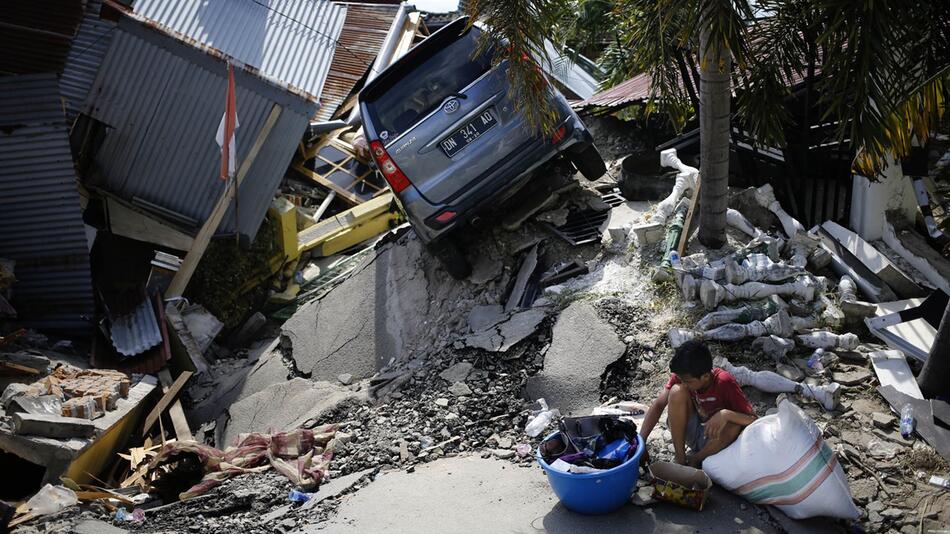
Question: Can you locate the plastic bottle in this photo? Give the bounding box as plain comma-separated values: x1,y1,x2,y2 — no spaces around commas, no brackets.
289,489,313,502
900,403,916,439
806,348,825,373
669,251,681,269
525,399,560,437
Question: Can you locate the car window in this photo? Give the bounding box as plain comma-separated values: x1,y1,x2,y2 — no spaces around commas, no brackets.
365,27,493,143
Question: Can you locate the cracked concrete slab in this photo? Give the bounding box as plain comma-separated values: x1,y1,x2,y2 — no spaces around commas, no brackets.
281,238,431,383
188,339,290,426
467,304,505,332
525,300,625,415
221,378,360,446
461,308,548,352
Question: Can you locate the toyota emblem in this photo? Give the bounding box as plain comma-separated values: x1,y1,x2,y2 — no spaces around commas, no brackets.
442,98,460,114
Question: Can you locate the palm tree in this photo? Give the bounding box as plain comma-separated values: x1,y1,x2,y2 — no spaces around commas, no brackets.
466,0,950,247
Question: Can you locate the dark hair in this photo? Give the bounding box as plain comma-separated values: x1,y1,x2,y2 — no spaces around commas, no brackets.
669,340,713,378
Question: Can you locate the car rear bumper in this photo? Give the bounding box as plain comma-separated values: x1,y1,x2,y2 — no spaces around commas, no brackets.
404,114,591,243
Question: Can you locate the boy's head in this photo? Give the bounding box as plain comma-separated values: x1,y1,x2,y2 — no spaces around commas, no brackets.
670,340,714,391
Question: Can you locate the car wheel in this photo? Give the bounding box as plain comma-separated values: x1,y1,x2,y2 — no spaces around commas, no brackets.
570,143,607,181
426,237,472,280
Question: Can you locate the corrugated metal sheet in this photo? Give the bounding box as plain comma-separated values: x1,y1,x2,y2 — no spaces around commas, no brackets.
314,3,400,122
83,17,318,238
109,296,163,356
542,41,600,101
61,0,117,121
0,0,85,74
0,74,94,333
132,0,347,103
574,72,652,110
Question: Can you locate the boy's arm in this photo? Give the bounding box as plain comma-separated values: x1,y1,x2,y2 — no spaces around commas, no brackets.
638,387,670,441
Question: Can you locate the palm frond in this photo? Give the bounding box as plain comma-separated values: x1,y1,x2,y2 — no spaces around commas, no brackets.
467,0,566,134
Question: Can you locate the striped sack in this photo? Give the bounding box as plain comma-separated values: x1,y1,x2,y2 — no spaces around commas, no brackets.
703,400,860,519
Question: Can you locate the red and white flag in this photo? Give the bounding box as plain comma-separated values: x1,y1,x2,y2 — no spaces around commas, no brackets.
215,62,239,180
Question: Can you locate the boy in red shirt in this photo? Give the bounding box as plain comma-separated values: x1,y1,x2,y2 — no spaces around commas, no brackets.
639,340,756,468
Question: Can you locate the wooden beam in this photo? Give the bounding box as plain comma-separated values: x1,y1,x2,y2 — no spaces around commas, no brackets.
165,105,282,298
157,368,192,441
677,178,701,257
293,162,363,206
141,370,193,437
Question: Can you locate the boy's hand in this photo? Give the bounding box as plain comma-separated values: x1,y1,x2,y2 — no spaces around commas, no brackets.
703,410,729,440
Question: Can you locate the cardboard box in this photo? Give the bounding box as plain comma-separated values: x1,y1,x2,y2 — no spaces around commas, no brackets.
649,461,713,510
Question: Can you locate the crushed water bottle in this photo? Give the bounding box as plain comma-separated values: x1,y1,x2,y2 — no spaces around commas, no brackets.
900,403,916,439
525,398,560,437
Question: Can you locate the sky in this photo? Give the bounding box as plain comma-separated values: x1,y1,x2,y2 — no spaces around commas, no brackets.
412,0,460,13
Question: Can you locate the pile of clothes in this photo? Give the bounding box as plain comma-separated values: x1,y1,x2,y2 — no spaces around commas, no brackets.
540,415,640,474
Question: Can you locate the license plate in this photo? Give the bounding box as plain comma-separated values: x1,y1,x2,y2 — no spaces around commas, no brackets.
440,109,497,157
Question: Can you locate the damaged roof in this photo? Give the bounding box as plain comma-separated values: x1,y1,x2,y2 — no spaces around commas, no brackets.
80,0,347,240
0,74,94,333
574,72,651,110
314,3,402,123
130,0,348,103
61,0,118,121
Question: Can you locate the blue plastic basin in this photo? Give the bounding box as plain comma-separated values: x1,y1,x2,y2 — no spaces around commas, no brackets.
537,432,645,515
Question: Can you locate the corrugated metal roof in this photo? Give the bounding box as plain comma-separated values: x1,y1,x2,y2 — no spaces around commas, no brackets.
574,72,652,110
0,0,85,75
110,296,163,356
0,74,94,333
131,0,347,103
314,3,400,122
61,0,117,122
83,17,318,239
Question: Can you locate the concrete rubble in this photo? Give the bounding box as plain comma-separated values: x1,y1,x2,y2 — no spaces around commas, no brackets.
4,111,950,534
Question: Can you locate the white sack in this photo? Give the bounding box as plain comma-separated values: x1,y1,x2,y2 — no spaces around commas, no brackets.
703,400,860,520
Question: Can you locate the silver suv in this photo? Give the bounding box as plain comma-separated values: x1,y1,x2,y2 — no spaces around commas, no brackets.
359,17,606,278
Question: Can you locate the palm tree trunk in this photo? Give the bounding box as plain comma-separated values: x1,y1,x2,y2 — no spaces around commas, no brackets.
697,24,731,249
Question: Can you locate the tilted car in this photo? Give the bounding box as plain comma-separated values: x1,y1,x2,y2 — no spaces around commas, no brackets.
359,17,606,278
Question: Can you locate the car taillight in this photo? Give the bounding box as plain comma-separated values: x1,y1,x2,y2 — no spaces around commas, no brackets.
434,210,456,223
369,140,410,193
552,125,566,144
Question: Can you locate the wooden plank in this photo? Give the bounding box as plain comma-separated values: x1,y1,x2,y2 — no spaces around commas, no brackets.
105,196,194,251
157,368,192,441
0,361,40,375
142,370,193,437
165,105,283,299
677,178,701,257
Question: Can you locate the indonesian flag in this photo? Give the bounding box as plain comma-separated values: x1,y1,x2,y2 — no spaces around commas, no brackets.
215,62,239,180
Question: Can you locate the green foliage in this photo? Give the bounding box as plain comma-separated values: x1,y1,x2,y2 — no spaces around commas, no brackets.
465,0,564,135
467,0,950,175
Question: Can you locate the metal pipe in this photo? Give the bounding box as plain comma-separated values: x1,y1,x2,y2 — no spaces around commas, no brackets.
313,190,336,222
346,2,409,125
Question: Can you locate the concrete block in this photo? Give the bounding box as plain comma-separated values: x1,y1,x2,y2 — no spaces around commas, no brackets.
630,222,664,247
849,162,917,241
13,412,96,439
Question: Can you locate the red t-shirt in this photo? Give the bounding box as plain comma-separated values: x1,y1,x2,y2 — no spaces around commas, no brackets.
665,368,755,420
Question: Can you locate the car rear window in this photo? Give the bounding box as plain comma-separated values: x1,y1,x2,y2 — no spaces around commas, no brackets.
363,26,493,143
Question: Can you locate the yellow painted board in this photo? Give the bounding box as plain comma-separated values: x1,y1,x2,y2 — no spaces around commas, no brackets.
298,194,394,248
313,210,402,257
64,384,157,486
268,197,300,261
